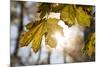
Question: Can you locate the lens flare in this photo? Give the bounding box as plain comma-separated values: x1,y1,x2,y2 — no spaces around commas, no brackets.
53,32,64,44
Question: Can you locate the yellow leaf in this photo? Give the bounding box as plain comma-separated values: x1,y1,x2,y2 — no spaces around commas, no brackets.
19,20,47,53
60,5,76,26
60,5,92,27
31,20,47,53
19,31,33,47
76,7,91,27
25,22,34,30
38,3,51,18
86,33,95,58
51,4,65,12
45,18,63,48
25,21,42,30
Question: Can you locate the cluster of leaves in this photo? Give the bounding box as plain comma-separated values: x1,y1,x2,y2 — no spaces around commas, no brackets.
19,18,63,53
38,3,65,19
61,5,93,27
38,3,93,27
19,2,95,59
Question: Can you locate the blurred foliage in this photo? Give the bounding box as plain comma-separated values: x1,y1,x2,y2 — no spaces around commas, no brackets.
50,3,65,12
38,3,51,19
76,6,91,27
86,33,95,58
83,33,95,59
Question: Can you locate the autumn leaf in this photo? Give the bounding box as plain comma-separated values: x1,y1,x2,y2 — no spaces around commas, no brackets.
31,20,47,53
76,7,91,27
25,21,43,30
45,18,63,48
19,31,33,47
19,20,43,47
86,33,95,58
25,22,34,30
19,4,94,53
19,18,63,52
19,20,47,53
51,4,65,12
60,5,76,26
60,5,92,27
38,3,51,18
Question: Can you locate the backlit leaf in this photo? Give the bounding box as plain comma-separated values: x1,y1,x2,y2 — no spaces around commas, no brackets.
76,7,91,27
60,5,92,27
19,31,33,47
45,18,63,48
60,5,76,26
19,21,43,47
31,20,47,53
19,20,47,53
